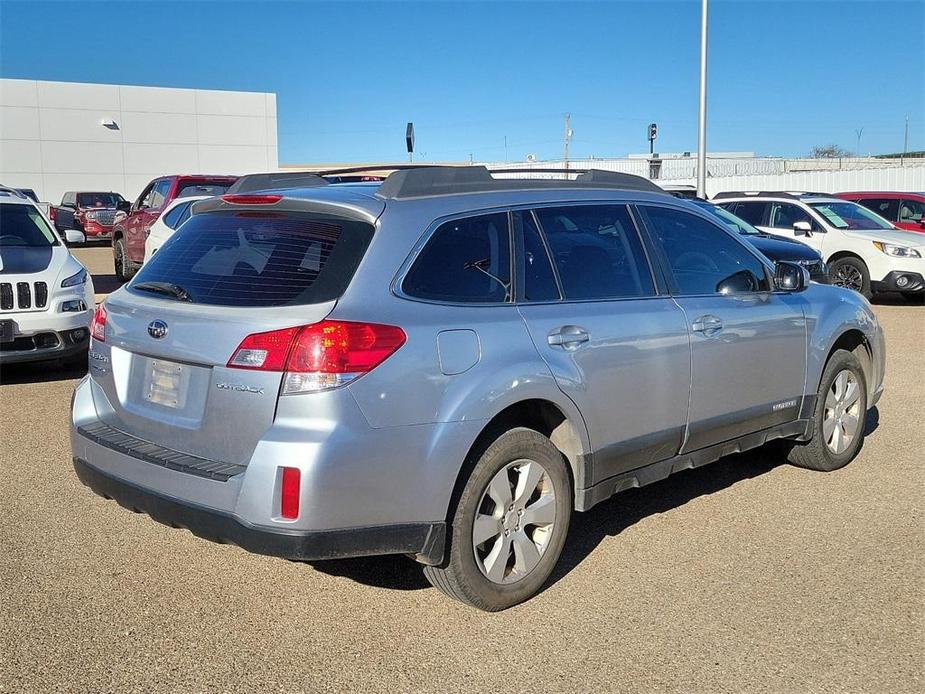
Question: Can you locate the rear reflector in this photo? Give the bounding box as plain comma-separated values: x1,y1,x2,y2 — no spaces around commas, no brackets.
90,303,107,341
280,467,300,520
227,320,406,393
221,194,282,205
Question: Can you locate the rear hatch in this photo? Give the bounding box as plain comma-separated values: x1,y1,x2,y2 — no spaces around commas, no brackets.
89,201,378,466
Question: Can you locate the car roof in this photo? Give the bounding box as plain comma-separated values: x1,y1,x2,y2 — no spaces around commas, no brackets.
837,191,925,200
0,188,37,205
716,194,843,204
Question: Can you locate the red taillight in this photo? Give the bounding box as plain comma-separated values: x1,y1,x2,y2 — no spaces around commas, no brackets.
221,194,283,205
280,467,300,520
227,320,406,392
90,303,107,342
288,321,407,374
49,206,56,221
227,326,300,371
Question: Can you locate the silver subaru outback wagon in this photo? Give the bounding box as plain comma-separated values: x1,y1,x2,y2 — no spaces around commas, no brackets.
71,167,885,611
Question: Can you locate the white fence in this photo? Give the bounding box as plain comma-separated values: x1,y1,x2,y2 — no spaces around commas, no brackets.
481,157,925,197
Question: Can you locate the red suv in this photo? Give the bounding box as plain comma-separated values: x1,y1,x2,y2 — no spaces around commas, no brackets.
113,175,237,280
835,192,925,233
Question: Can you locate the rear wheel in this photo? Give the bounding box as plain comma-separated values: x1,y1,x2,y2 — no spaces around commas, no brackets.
113,238,136,283
786,349,867,472
423,428,572,611
829,257,871,298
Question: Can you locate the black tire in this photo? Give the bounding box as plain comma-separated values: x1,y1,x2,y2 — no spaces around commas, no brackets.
113,238,135,283
786,349,867,472
423,428,572,611
828,257,871,298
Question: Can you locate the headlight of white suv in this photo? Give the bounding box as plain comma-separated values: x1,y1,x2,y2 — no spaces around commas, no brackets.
61,268,88,288
873,241,921,258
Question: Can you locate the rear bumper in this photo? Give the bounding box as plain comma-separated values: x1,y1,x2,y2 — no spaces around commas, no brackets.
73,456,446,564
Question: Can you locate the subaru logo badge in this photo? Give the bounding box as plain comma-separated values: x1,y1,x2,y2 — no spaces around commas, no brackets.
147,320,168,339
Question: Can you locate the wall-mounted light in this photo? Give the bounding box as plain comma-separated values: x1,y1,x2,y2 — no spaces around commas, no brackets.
100,118,119,130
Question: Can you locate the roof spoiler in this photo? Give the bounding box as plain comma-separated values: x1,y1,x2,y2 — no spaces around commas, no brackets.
225,172,329,195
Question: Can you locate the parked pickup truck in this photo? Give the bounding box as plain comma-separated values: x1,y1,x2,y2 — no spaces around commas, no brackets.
112,175,237,281
50,191,129,244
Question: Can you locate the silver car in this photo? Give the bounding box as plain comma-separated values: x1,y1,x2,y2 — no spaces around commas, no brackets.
70,167,885,611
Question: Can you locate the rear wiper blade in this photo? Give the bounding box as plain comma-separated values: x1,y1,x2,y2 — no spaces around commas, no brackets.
132,281,193,302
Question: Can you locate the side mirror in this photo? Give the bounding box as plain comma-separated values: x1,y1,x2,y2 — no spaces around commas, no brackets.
793,221,812,236
117,200,131,212
774,261,809,292
63,229,86,244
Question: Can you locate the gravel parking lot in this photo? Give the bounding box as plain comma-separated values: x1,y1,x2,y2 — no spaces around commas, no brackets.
2,246,923,693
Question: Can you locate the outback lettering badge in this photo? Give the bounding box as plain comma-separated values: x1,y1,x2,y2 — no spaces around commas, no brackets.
216,382,265,395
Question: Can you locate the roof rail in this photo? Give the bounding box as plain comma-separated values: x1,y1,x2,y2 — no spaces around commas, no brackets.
712,190,833,200
376,166,664,200
225,171,329,195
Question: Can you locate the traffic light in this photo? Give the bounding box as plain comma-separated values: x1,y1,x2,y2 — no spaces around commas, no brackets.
647,123,658,141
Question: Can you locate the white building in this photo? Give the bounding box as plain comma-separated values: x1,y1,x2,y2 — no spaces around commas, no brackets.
0,78,278,204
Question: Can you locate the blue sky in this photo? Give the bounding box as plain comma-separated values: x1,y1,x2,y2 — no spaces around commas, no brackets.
1,1,922,163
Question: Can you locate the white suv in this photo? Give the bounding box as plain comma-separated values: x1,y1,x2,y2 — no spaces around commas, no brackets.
714,192,924,299
0,188,95,366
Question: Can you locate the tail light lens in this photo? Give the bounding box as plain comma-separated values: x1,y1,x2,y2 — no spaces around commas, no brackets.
280,467,301,520
90,303,107,342
49,207,57,222
227,320,406,393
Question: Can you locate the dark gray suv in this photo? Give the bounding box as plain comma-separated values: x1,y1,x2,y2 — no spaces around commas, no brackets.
71,167,885,610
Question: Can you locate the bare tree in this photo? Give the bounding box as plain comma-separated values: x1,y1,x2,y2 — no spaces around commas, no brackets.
808,144,852,159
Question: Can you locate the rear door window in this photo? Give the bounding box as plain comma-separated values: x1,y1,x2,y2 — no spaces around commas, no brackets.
534,205,655,300
726,201,768,226
514,210,560,302
403,213,511,303
129,211,374,307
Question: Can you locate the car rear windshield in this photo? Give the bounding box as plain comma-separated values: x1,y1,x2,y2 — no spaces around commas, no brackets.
77,192,123,208
128,210,373,307
176,181,234,198
0,203,59,247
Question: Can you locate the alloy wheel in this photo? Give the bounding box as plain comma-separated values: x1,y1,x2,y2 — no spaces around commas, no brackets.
823,370,862,455
472,459,557,584
832,264,863,292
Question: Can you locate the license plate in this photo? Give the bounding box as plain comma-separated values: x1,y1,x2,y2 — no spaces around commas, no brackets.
143,358,190,409
0,319,14,344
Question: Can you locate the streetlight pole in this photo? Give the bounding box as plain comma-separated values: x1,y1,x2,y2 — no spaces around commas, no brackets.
696,0,708,198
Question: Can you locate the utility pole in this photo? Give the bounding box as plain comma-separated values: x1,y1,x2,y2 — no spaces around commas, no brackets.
504,135,508,163
563,113,572,178
903,116,909,166
696,0,709,199
855,127,864,158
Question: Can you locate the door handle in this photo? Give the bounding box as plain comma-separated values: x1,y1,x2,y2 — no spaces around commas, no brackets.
548,325,590,350
691,315,723,336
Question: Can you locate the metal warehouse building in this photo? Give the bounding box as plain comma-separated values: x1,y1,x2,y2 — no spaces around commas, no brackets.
0,78,278,205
